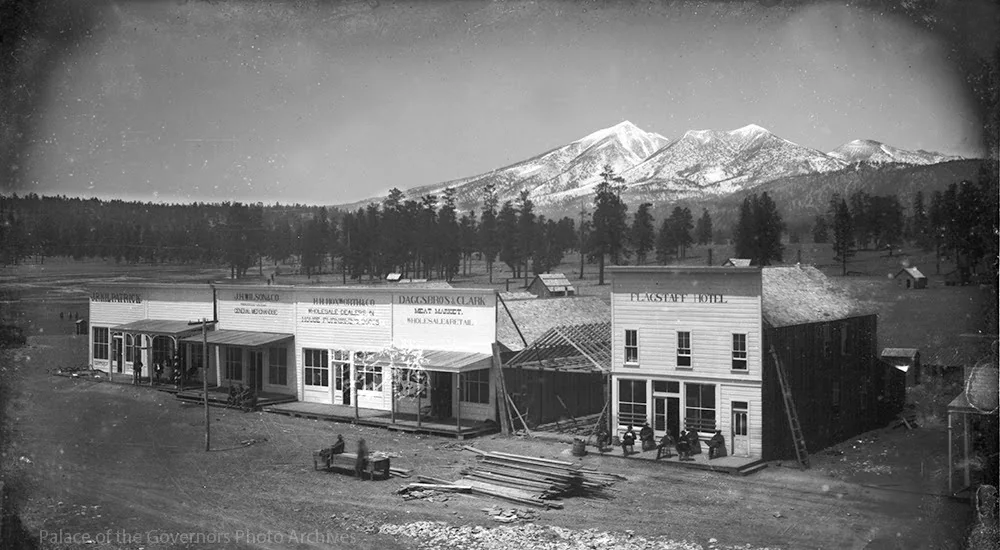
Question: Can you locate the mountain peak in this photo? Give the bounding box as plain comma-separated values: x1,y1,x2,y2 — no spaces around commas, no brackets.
730,124,771,136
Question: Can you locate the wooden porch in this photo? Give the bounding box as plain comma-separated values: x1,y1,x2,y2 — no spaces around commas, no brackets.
594,443,767,475
175,386,297,408
262,401,498,440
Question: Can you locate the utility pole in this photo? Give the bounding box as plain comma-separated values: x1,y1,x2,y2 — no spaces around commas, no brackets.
189,319,217,451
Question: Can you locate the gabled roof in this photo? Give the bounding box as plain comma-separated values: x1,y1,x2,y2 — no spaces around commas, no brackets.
531,273,576,293
497,296,610,352
506,321,611,372
762,266,871,327
896,266,926,280
722,258,752,267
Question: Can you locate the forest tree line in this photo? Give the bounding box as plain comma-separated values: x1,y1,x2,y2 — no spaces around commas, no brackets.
1,164,995,283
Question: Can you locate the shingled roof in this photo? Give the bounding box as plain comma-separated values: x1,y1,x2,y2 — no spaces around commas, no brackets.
497,296,610,352
762,266,871,327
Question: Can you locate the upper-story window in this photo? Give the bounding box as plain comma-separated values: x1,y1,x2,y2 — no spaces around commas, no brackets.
677,331,692,367
732,333,748,370
624,330,639,365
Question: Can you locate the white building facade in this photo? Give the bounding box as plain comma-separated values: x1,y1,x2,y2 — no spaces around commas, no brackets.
608,266,764,458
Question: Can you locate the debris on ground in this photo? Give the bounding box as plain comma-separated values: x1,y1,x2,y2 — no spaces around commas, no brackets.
480,507,538,523
379,521,783,549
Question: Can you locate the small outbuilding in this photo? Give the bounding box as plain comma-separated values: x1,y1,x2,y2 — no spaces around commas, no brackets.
881,348,921,386
722,258,752,267
894,266,927,289
527,273,576,298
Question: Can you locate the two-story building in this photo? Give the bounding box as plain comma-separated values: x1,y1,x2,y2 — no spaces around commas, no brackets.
608,265,905,461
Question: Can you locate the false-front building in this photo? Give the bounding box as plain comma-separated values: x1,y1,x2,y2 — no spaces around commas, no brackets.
608,265,905,461
88,283,498,423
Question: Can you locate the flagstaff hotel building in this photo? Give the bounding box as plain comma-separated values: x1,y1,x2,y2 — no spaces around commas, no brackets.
88,283,498,423
608,266,905,461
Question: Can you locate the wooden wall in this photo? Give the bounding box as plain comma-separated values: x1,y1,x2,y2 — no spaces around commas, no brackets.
762,315,905,461
503,366,606,428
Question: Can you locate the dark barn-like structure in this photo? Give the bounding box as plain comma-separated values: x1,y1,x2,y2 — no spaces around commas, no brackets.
763,315,906,461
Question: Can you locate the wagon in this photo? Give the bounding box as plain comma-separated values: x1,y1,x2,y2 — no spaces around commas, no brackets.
312,448,391,481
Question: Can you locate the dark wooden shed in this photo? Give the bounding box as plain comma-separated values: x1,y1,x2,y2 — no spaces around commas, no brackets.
527,273,576,298
894,266,928,289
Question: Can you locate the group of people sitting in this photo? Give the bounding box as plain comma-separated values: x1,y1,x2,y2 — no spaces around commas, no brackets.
617,423,728,461
226,384,258,411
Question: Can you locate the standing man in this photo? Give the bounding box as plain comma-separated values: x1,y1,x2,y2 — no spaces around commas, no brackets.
133,358,143,385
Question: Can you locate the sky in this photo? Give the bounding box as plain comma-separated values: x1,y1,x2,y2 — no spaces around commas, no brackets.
3,0,997,205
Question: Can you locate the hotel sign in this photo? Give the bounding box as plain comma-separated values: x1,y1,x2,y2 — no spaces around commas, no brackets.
629,292,728,304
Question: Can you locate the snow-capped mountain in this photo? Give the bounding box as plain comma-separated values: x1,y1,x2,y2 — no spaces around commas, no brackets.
338,121,965,214
828,139,963,166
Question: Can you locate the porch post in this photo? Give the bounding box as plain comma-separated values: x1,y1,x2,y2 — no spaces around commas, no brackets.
456,372,462,438
416,372,423,428
148,335,154,387
963,413,970,490
390,365,395,424
947,410,953,494
109,332,116,383
353,360,359,421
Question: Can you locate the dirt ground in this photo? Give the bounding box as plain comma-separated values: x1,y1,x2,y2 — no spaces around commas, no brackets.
0,260,981,550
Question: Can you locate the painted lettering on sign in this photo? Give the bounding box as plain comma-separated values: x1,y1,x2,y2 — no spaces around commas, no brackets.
629,292,727,303
312,297,376,306
397,295,488,306
300,303,383,326
233,292,280,302
91,292,143,303
234,307,279,315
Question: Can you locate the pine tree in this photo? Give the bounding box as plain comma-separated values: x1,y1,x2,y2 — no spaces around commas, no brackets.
479,183,500,283
497,201,519,278
587,165,628,285
630,202,655,265
812,215,829,244
830,196,854,276
695,208,713,246
516,190,536,284
733,193,784,265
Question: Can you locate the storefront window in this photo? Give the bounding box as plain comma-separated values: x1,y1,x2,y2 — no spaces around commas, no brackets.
400,368,428,399
357,363,382,392
152,336,171,366
125,334,137,362
618,379,647,426
268,347,287,385
304,348,329,387
225,346,243,381
685,383,716,433
189,343,204,371
460,369,489,404
92,327,109,360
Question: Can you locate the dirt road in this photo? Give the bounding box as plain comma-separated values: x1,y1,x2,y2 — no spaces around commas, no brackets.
1,332,971,550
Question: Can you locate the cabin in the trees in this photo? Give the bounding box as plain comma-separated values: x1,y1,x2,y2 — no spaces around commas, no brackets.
894,266,928,289
527,273,577,298
607,265,905,462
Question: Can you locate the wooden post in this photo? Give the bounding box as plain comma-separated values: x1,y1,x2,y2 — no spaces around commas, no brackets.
456,372,462,439
947,410,953,494
492,343,510,435
417,371,423,428
390,367,396,424
202,323,209,451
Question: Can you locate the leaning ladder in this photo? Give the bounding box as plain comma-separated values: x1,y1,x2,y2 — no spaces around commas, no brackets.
769,346,810,468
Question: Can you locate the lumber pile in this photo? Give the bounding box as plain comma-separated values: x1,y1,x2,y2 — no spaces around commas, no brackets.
400,447,622,509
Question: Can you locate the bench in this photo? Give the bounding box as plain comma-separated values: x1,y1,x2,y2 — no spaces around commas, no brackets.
313,449,391,480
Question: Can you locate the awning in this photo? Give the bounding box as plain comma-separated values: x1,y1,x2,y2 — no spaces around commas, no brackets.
370,349,492,373
180,330,293,348
111,319,203,337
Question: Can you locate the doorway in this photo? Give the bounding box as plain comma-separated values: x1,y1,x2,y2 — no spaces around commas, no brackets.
731,401,750,457
112,336,124,373
653,396,680,440
334,362,351,406
249,350,264,393
430,371,452,419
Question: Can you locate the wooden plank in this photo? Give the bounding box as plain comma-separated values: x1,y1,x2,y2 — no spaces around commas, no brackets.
416,475,456,485
487,451,578,468
463,445,488,455
407,483,472,492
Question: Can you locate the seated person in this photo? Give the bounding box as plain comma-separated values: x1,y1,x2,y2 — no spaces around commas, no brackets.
686,428,703,455
330,434,346,455
620,425,637,456
656,433,676,459
708,430,727,460
676,428,692,460
639,423,656,451
595,427,611,453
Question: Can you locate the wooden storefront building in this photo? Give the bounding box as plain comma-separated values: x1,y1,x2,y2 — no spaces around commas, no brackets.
89,283,500,428
608,265,905,462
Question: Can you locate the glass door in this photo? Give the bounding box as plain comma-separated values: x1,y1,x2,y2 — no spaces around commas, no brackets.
731,401,750,457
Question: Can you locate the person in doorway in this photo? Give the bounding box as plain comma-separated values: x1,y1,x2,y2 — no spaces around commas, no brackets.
708,430,727,460
132,359,143,385
639,422,656,451
154,361,164,383
620,425,636,456
355,438,369,480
